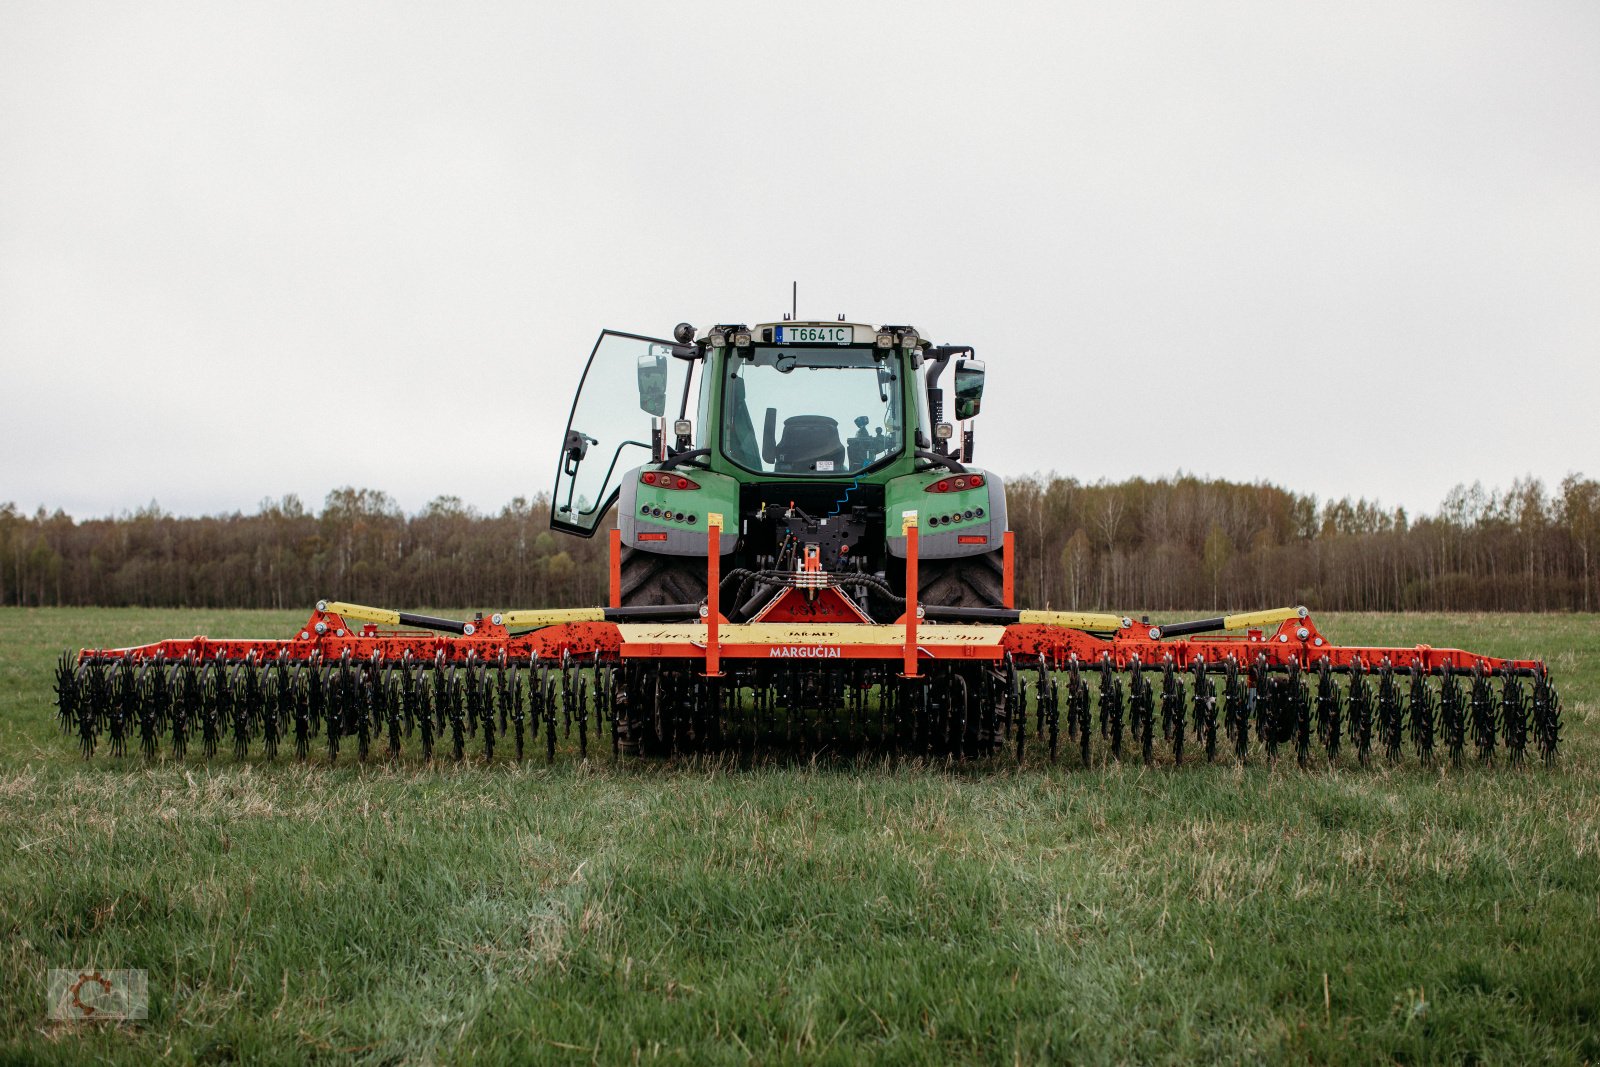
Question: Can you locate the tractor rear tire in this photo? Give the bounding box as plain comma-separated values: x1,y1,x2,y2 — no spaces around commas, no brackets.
619,547,707,607
917,550,1005,609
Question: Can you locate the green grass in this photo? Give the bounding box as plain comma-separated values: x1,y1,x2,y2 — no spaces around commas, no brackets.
1,607,1597,1064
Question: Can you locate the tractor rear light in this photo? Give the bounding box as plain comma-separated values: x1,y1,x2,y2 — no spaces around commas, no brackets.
638,532,668,541
641,472,699,490
958,535,987,545
926,476,982,493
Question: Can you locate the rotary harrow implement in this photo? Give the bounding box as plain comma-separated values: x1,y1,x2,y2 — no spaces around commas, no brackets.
55,316,1562,767
56,528,1562,768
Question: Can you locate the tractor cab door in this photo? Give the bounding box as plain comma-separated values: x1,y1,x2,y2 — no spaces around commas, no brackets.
551,330,688,537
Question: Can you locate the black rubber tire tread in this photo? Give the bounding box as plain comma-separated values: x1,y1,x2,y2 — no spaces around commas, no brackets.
619,547,707,607
917,550,1004,609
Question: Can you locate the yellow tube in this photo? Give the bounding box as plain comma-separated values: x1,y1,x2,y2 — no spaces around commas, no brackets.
1017,610,1129,631
1221,607,1303,631
500,607,607,628
319,601,400,626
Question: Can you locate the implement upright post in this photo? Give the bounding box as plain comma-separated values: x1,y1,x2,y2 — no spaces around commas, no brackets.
608,528,622,609
1002,530,1015,609
903,513,919,678
706,513,723,677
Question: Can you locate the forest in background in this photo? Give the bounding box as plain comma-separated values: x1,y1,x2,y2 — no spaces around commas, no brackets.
3,473,1597,613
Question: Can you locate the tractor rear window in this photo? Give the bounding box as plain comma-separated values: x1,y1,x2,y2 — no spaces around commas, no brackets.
722,347,903,475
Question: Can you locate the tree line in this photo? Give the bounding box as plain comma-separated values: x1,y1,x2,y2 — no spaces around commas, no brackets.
3,474,1597,613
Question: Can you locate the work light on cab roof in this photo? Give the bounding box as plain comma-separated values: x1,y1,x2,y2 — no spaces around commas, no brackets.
56,311,1562,768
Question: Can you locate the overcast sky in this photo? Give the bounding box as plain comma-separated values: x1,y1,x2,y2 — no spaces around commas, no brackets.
2,1,1596,521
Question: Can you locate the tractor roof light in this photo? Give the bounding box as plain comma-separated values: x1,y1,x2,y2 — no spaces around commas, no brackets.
900,328,920,349
708,327,727,347
731,328,752,347
875,330,894,349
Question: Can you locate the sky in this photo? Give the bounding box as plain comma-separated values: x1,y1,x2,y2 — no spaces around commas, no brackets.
2,1,1597,521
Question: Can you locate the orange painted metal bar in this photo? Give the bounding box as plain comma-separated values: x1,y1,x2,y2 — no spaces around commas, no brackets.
1002,530,1015,609
607,528,622,609
705,513,722,676
903,516,919,678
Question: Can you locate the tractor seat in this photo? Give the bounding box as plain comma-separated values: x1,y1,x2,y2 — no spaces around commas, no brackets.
774,415,846,473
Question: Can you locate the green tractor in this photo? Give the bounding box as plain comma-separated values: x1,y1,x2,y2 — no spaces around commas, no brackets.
552,320,1005,621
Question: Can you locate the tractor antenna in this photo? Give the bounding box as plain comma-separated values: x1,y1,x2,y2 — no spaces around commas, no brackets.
792,281,797,321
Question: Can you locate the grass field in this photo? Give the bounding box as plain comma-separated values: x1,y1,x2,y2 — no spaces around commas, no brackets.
2,607,1597,1064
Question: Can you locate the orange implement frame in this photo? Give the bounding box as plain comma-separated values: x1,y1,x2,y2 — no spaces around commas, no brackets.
705,514,723,677
1002,530,1015,610
608,528,622,609
902,518,919,678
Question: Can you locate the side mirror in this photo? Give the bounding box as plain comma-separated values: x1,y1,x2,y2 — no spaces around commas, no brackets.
636,348,669,416
563,429,596,475
953,358,986,420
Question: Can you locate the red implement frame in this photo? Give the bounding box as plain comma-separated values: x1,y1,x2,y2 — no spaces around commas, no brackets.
74,526,1549,679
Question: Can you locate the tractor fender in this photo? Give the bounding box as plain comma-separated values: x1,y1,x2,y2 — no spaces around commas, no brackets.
618,466,738,556
884,468,1009,560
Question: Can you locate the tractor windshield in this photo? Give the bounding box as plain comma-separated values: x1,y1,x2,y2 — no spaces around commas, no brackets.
722,346,903,475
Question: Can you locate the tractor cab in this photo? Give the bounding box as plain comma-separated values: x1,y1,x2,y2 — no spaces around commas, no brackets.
551,317,1001,616
552,321,986,538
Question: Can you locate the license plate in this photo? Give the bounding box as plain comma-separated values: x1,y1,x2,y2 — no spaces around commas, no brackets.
776,325,851,345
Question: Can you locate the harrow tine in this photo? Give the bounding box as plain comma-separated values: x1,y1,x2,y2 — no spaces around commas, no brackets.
1315,659,1341,763
447,665,466,761
54,652,78,735
1348,660,1374,766
1225,659,1249,763
511,661,527,762
1129,659,1153,765
1470,666,1497,763
1532,668,1561,767
1069,659,1090,765
77,661,103,758
1501,672,1529,765
295,658,315,760
138,660,160,759
415,671,436,762
110,659,135,758
383,663,402,759
577,672,589,760
1293,666,1312,768
1440,665,1466,765
1190,658,1216,762
1098,657,1124,760
172,658,195,760
1162,662,1185,766
1377,663,1404,762
1408,667,1436,764
543,666,558,763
